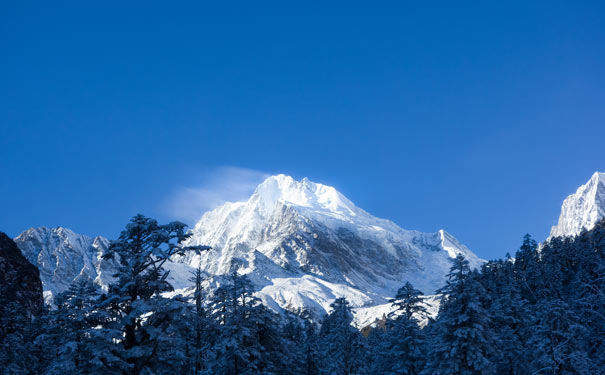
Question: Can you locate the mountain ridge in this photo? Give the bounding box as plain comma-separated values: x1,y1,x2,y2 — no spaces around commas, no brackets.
550,171,605,239
14,226,115,302
177,174,482,319
13,174,482,323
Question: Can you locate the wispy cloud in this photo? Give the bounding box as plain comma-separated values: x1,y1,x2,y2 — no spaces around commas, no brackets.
165,166,269,223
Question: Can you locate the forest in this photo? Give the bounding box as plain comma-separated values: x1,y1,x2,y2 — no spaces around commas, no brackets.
1,215,604,375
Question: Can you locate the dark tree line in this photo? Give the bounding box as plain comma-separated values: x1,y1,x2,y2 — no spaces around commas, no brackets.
1,215,604,374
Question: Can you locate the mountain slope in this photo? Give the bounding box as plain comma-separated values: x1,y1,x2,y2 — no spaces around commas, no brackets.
0,232,43,316
13,175,482,322
14,227,114,302
550,172,605,239
177,174,482,318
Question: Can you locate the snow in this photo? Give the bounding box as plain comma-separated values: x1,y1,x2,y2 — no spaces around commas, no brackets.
176,174,483,324
15,174,487,326
14,227,115,303
352,294,441,329
550,172,605,239
257,275,374,318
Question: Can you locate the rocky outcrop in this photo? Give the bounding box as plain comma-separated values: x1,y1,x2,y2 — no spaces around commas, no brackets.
14,227,114,302
550,172,605,239
0,232,43,316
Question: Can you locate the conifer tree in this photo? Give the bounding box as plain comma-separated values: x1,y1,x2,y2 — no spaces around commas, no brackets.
205,271,290,375
423,254,495,375
529,298,592,375
92,215,209,375
0,301,44,375
318,297,368,375
480,259,531,375
513,234,543,302
191,263,209,374
40,278,105,375
302,316,321,375
375,282,428,375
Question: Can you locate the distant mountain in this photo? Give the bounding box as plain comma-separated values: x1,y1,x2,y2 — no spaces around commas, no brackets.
550,172,605,239
0,232,43,316
176,174,482,320
14,227,115,303
13,175,482,324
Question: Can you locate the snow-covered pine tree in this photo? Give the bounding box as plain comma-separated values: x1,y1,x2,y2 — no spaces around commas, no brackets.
574,235,605,372
0,301,45,375
513,234,545,302
318,297,369,375
375,282,428,375
39,278,106,375
423,254,495,375
528,298,592,375
390,282,430,322
92,214,209,375
204,270,291,375
479,258,531,375
302,315,321,375
169,263,221,375
190,263,210,374
281,312,307,374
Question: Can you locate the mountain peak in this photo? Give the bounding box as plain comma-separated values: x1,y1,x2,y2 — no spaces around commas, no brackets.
184,172,482,317
22,226,73,235
550,171,605,239
251,175,357,216
14,227,113,302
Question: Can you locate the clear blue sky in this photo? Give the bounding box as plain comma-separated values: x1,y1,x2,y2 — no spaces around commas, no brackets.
1,1,604,260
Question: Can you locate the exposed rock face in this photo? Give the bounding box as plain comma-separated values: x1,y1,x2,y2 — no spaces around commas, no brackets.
550,172,605,239
0,232,43,316
178,174,482,318
14,227,114,303
11,175,482,324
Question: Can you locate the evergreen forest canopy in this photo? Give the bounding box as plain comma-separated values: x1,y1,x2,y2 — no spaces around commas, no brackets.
1,214,604,375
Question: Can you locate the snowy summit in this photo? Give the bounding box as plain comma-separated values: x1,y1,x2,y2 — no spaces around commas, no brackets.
550,172,605,239
179,174,482,319
13,174,484,323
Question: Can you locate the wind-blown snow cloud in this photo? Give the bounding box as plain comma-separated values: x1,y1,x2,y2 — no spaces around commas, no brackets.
165,166,269,223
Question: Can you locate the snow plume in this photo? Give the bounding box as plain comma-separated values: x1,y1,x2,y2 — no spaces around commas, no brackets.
165,166,269,224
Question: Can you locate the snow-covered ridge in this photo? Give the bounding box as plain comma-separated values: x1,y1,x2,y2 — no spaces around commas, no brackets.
178,174,482,320
14,227,115,303
14,175,483,324
550,172,605,239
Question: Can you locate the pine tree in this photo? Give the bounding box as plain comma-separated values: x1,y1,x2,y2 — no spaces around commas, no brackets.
390,282,430,322
375,282,428,375
191,263,209,374
423,254,495,375
281,312,306,374
318,297,368,375
92,214,209,375
528,298,592,375
0,301,44,375
480,258,531,375
513,234,542,302
39,278,105,375
205,271,290,375
302,316,321,375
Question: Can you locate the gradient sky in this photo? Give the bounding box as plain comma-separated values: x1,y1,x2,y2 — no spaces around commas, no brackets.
1,1,605,260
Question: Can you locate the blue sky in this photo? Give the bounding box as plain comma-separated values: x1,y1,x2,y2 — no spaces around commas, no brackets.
1,1,604,260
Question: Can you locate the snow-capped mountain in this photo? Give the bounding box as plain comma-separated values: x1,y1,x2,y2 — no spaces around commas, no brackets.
550,172,605,239
14,172,605,326
177,174,482,319
14,227,115,302
13,175,482,324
